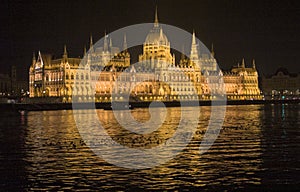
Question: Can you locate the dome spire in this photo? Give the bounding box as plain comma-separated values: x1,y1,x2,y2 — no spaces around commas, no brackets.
192,30,196,45
154,6,159,27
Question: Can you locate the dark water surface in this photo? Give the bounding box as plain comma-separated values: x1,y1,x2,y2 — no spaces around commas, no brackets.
0,104,299,191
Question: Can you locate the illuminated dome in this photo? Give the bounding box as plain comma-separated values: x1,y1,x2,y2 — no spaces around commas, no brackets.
145,8,169,45
145,27,169,45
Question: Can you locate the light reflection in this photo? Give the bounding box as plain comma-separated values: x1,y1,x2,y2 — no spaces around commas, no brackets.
8,105,298,190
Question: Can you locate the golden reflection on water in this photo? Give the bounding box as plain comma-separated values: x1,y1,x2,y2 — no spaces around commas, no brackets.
21,105,269,190
96,108,181,149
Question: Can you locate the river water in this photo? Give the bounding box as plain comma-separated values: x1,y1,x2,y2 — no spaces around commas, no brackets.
0,104,299,191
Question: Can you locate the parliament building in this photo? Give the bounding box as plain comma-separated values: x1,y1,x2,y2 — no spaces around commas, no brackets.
29,10,262,102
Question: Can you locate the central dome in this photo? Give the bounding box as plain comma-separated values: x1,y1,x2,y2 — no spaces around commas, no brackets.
145,27,169,45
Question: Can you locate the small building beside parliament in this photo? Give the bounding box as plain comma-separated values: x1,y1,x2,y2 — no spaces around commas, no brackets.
261,68,300,100
29,10,262,102
0,66,28,100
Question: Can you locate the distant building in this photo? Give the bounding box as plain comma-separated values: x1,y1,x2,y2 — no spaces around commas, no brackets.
29,9,262,102
261,68,300,99
0,73,11,96
0,66,28,98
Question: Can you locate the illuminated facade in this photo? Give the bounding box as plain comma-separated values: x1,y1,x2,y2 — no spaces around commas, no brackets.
29,10,262,101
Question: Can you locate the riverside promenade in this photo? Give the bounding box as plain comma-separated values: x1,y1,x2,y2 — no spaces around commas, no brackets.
1,99,299,112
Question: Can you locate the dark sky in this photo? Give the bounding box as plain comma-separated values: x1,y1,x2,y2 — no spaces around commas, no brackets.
1,0,299,80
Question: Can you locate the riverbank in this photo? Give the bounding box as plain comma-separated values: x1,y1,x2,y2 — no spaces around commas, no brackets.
1,99,299,112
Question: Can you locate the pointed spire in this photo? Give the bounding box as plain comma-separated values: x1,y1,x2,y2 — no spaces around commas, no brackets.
109,37,113,48
154,6,159,27
104,31,108,51
192,30,196,45
159,28,163,38
82,46,88,65
87,49,91,64
252,59,256,69
63,45,68,58
123,33,127,50
241,58,245,68
190,30,199,63
38,50,44,67
89,34,93,50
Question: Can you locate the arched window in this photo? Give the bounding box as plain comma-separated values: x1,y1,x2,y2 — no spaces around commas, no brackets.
71,73,74,80
66,73,69,80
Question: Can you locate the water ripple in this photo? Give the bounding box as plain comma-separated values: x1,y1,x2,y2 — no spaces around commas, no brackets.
0,104,299,191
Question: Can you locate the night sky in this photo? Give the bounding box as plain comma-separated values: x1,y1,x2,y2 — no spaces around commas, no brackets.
1,0,299,80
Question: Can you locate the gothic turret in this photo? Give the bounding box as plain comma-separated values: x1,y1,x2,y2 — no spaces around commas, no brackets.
63,45,68,59
104,32,108,52
89,34,94,52
190,30,199,64
241,58,245,68
252,59,256,69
